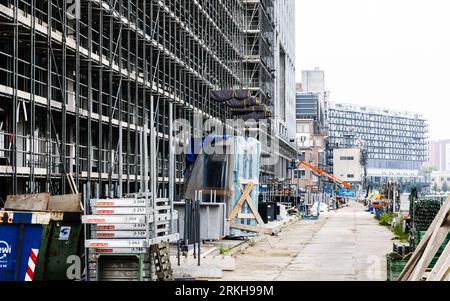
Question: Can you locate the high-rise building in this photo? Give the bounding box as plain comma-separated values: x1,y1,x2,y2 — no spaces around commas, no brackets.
301,69,325,94
428,140,450,172
293,69,328,190
326,102,428,185
296,68,327,134
295,93,325,133
243,0,297,180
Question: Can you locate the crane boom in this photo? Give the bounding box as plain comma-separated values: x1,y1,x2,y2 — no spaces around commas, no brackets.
297,161,351,189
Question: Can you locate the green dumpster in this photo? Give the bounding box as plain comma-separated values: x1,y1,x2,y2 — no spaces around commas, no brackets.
34,217,84,281
386,254,409,281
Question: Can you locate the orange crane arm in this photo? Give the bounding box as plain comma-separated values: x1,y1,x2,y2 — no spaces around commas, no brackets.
297,161,351,189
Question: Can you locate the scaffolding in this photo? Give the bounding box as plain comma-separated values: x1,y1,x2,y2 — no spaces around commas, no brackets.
243,0,274,106
0,0,245,201
242,0,276,178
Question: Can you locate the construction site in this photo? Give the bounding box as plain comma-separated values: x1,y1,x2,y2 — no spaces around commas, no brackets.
0,0,449,284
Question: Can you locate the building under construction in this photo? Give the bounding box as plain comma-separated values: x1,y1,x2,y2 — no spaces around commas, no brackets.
0,0,296,202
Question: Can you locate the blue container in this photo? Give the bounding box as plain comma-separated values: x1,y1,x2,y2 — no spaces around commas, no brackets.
0,212,45,281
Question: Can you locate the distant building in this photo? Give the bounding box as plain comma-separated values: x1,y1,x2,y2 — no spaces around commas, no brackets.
428,140,450,172
294,69,328,191
296,93,325,132
327,102,428,185
430,171,450,191
333,148,363,184
302,68,325,94
295,68,328,135
293,119,326,191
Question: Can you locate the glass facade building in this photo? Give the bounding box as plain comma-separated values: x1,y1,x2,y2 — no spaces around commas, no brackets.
326,102,428,183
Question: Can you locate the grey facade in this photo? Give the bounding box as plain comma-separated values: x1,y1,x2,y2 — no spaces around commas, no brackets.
296,93,324,132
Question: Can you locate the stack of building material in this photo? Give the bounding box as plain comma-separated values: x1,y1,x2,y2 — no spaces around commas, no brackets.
413,199,442,231
398,198,450,281
210,89,273,120
4,193,82,212
82,195,179,281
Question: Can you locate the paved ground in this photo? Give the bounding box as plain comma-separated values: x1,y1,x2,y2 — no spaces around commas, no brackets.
221,201,394,281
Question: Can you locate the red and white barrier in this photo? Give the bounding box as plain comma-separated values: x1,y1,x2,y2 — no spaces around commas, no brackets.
24,248,39,281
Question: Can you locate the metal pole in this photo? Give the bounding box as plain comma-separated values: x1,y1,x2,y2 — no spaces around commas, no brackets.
197,199,201,267
84,185,89,281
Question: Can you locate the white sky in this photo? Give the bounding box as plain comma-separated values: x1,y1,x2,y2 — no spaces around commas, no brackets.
295,0,450,140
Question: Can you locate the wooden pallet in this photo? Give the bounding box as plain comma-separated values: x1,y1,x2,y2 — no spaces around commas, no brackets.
150,242,173,281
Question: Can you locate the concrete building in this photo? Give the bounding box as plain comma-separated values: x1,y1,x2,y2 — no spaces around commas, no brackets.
333,148,363,184
244,0,297,180
430,171,450,191
273,0,297,179
302,69,325,94
293,119,326,191
428,140,450,172
293,69,328,191
296,68,327,134
327,102,428,186
296,93,325,134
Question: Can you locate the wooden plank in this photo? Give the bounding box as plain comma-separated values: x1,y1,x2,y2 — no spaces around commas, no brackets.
227,183,254,221
427,236,450,281
230,223,274,235
238,178,259,185
399,199,450,280
410,215,450,281
5,193,50,211
48,194,82,212
244,195,265,225
238,213,256,219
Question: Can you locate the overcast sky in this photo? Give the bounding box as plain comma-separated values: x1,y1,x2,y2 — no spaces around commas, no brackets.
295,0,449,140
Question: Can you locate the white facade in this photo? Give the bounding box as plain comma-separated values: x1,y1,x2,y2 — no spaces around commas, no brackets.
431,171,450,191
274,0,296,142
446,144,450,171
333,148,363,183
302,69,325,94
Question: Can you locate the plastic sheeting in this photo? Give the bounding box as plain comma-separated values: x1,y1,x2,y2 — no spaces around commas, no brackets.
231,105,268,115
184,136,261,237
210,89,252,102
241,111,273,121
226,96,260,108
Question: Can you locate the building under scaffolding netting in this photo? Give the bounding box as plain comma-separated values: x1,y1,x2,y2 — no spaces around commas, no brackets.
0,0,245,201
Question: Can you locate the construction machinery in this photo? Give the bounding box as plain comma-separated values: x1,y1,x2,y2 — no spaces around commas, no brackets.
296,161,352,189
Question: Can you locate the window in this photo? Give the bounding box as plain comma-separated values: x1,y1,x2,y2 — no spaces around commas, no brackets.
347,174,355,179
294,170,306,179
340,156,355,161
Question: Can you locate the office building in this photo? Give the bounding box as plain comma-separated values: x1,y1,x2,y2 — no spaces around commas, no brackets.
327,102,428,185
